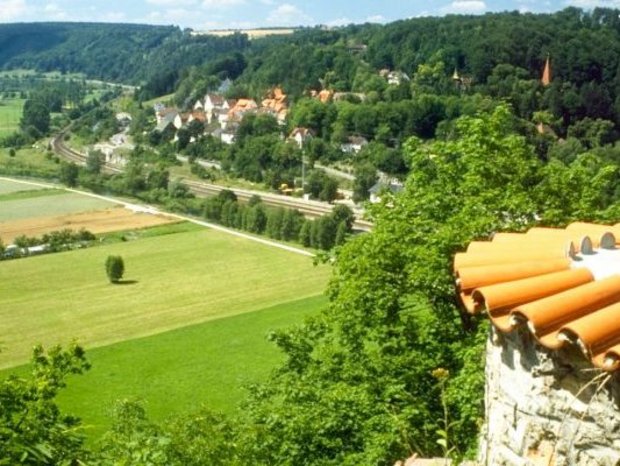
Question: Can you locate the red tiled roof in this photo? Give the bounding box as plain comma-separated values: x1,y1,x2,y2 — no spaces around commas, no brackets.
455,222,620,371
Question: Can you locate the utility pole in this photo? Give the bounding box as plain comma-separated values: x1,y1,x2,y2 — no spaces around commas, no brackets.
301,149,305,194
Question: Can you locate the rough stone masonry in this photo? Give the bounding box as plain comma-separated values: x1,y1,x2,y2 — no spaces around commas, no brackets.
479,327,620,466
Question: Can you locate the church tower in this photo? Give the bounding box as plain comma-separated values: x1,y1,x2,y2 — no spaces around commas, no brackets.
541,55,551,86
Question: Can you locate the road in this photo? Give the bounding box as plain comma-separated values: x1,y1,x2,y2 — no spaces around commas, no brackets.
52,133,373,231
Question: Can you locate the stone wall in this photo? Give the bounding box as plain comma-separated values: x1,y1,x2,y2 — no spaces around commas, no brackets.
479,327,620,466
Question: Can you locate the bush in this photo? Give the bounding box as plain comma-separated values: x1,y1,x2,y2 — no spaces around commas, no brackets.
105,255,125,283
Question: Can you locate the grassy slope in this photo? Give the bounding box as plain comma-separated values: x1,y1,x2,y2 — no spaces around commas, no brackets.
0,228,330,368
0,177,44,194
52,294,326,440
0,98,24,137
0,188,65,201
0,191,116,221
0,147,62,178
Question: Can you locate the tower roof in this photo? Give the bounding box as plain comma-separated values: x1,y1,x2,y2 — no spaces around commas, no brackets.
541,56,551,86
454,222,620,371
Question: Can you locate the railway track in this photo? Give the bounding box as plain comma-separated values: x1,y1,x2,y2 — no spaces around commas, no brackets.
51,132,373,231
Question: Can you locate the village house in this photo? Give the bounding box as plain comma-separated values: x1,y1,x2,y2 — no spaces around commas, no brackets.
289,127,314,148
380,69,410,86
261,86,288,125
173,112,189,130
341,135,368,154
155,108,178,133
220,122,238,145
368,180,403,204
227,98,258,122
310,89,334,103
155,106,177,125
333,91,367,102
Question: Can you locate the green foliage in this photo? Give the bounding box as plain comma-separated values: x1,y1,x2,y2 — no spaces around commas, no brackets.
59,161,79,186
20,99,50,137
85,149,104,174
0,343,90,465
352,163,378,203
105,255,125,283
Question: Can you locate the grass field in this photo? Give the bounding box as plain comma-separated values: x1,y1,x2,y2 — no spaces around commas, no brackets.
0,147,62,178
0,177,45,195
0,187,65,202
0,191,116,222
0,98,24,137
50,294,327,440
0,227,330,368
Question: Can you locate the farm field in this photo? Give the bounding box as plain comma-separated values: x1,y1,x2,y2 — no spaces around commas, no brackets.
0,177,43,194
0,226,330,369
0,189,116,222
0,205,179,243
50,294,327,440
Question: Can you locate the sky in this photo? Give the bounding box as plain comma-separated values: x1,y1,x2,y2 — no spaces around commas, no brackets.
0,0,618,30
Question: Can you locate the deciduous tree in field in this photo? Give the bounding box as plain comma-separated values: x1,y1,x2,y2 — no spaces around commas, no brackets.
105,255,125,283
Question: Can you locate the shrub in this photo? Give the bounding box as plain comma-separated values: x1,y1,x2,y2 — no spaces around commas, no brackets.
105,255,125,283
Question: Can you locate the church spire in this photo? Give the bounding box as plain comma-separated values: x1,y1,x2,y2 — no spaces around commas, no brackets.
541,55,551,86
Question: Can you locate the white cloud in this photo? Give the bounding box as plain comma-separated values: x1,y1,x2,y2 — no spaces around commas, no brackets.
202,0,246,8
267,3,313,25
0,0,28,22
147,0,197,5
43,2,68,19
101,11,128,22
566,0,620,7
260,0,275,4
326,17,353,27
441,0,487,14
365,14,386,23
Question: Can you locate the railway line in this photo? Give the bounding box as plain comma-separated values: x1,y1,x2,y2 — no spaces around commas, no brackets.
51,133,373,231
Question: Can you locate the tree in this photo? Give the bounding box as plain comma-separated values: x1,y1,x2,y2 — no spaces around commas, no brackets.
334,220,348,246
20,99,50,137
352,163,378,203
105,255,125,283
59,162,79,187
86,149,104,174
238,105,555,465
0,344,90,465
331,204,355,233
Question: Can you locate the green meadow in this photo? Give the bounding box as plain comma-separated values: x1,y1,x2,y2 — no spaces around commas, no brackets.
55,294,327,440
0,177,45,195
0,226,330,369
0,98,24,137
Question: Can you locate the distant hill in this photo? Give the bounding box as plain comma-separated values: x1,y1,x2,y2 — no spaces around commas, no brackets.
0,22,250,95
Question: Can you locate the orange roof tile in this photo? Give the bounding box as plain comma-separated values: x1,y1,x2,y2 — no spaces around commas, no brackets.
455,223,620,371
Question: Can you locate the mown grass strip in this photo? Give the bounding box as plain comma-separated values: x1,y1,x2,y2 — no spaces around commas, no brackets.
0,188,65,202
51,294,327,441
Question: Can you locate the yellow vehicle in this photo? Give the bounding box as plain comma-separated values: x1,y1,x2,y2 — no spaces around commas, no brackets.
279,183,294,195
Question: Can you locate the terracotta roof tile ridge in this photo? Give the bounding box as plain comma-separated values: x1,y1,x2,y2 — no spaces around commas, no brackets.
454,248,572,270
512,275,620,348
456,258,571,313
559,302,620,367
471,268,593,315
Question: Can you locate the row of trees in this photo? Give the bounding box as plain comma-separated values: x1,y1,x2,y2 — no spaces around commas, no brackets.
202,190,355,250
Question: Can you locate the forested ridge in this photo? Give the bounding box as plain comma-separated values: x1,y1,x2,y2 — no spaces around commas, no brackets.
5,7,620,465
